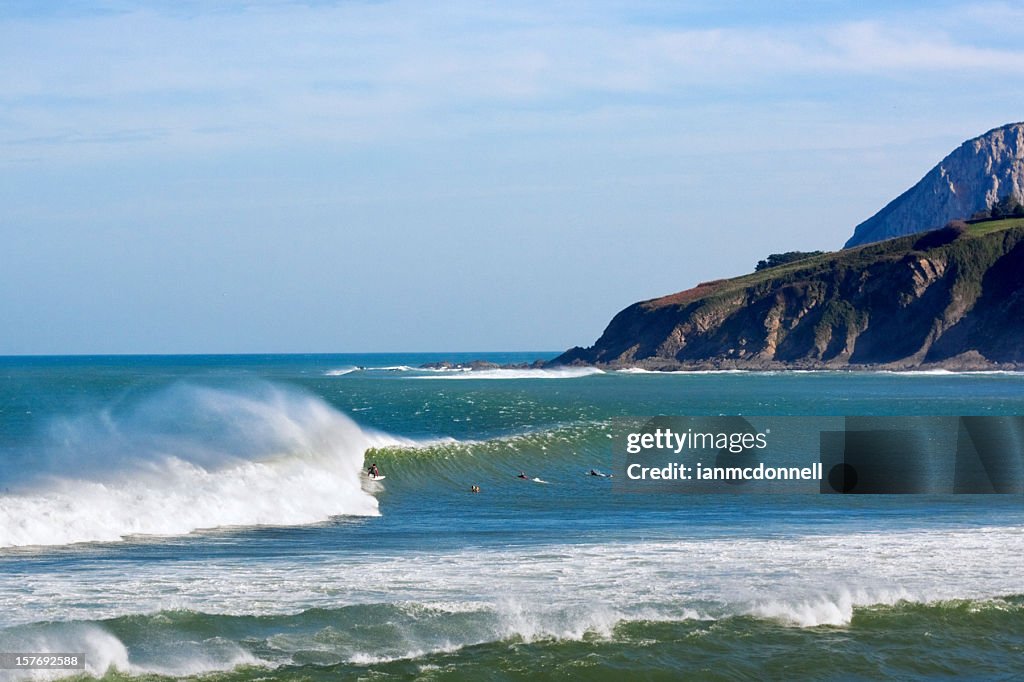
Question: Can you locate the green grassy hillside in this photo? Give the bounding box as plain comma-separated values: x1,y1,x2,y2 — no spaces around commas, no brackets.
556,219,1024,369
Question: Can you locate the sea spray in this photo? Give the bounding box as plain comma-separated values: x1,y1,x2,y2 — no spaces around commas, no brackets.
0,623,129,681
0,618,265,681
0,382,383,548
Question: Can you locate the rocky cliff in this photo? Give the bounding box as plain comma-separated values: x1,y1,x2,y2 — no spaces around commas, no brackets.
845,123,1024,247
555,219,1024,370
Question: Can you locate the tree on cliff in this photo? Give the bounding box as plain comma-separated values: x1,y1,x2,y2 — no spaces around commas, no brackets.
971,195,1024,221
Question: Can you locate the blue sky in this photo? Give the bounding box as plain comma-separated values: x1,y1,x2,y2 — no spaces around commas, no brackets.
2,1,1023,354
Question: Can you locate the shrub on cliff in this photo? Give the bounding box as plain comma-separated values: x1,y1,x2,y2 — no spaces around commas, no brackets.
755,251,826,271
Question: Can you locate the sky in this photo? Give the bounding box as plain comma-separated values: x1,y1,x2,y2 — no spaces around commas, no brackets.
2,1,1023,354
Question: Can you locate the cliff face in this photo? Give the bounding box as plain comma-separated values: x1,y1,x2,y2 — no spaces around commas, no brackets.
845,123,1024,247
556,220,1024,370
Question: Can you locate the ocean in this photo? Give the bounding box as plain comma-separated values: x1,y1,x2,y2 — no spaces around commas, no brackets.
1,354,1022,680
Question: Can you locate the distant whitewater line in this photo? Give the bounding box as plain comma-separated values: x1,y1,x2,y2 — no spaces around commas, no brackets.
328,365,1024,379
615,367,751,375
611,366,1024,376
413,367,604,380
324,366,603,379
324,365,473,376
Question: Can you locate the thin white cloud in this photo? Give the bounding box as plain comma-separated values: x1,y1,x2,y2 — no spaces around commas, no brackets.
0,1,1021,161
817,20,1020,72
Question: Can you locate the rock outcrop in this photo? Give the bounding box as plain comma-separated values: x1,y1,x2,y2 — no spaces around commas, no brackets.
845,123,1024,247
554,219,1024,370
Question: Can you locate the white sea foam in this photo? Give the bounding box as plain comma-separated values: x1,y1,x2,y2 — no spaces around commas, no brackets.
407,366,473,373
614,367,1024,378
326,365,460,376
348,644,462,666
746,587,914,627
352,364,471,373
0,383,385,548
1,526,1021,677
614,368,771,375
879,369,1024,376
4,526,1021,630
414,367,605,380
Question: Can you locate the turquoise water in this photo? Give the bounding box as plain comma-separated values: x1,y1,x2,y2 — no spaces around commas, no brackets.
1,355,1023,680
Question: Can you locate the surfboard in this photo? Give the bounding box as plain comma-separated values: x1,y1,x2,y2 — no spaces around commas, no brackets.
531,477,549,484
365,474,386,481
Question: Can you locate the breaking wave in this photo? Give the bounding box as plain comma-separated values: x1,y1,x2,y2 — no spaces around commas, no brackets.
2,596,1022,680
0,382,392,548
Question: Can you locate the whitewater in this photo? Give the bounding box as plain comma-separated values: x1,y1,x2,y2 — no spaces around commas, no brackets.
0,383,390,548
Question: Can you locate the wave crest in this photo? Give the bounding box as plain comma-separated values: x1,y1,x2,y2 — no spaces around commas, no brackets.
0,382,382,548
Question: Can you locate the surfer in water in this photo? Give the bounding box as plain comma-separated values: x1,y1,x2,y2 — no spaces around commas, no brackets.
368,463,380,478
517,471,529,479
